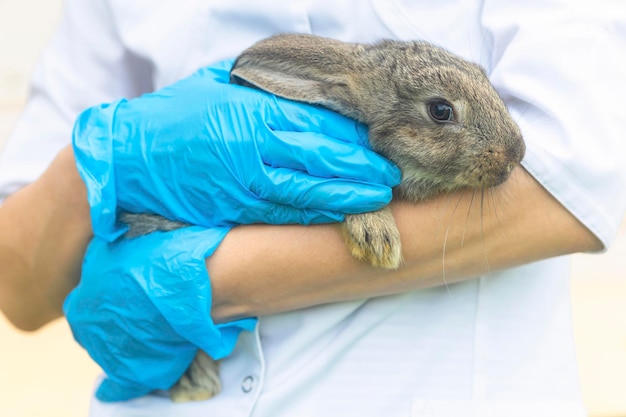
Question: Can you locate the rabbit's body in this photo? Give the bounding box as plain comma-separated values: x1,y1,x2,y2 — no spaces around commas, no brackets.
121,33,525,402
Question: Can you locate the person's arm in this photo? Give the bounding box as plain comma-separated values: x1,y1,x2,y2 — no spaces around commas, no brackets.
208,165,601,322
0,146,599,330
0,146,91,330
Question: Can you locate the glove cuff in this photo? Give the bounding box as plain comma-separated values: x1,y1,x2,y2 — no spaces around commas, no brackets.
72,100,128,241
151,226,258,359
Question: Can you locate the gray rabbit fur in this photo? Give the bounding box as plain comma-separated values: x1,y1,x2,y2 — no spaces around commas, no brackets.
120,33,525,402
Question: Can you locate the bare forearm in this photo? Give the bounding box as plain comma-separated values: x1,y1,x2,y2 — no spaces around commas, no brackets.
0,155,599,329
0,146,92,330
209,167,601,322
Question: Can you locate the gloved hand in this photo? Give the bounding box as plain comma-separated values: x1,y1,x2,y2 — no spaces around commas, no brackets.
72,60,400,241
63,226,256,402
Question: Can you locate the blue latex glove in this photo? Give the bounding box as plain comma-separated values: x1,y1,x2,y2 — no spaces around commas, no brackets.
72,60,400,241
63,226,255,402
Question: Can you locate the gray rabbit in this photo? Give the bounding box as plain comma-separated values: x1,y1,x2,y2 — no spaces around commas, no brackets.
121,33,525,402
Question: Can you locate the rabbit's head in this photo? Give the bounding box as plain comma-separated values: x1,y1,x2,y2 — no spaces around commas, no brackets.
231,34,525,200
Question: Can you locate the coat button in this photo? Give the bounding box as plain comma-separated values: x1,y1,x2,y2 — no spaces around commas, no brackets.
242,375,255,393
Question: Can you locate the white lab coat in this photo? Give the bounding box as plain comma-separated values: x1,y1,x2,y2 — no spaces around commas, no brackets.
1,1,625,416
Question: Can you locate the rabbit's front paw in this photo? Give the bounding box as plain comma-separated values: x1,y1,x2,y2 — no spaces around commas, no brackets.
169,351,221,403
341,209,402,269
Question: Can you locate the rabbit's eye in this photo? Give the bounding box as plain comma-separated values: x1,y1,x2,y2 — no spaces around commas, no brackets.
428,101,454,122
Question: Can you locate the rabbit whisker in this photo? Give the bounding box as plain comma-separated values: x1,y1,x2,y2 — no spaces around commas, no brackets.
461,188,478,248
441,190,468,297
479,187,492,275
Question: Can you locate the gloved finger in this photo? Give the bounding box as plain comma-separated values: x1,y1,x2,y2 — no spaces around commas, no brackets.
251,166,394,214
260,95,372,147
261,129,401,186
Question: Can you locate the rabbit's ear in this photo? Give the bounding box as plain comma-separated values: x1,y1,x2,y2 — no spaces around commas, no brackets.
230,66,332,104
230,34,363,120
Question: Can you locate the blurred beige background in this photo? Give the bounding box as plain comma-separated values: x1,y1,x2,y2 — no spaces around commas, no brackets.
1,1,625,416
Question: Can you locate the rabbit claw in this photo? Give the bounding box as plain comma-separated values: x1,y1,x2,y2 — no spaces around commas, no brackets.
342,209,402,269
169,351,221,403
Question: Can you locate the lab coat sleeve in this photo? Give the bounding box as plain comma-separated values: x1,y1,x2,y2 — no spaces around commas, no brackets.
0,0,153,200
481,0,626,249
